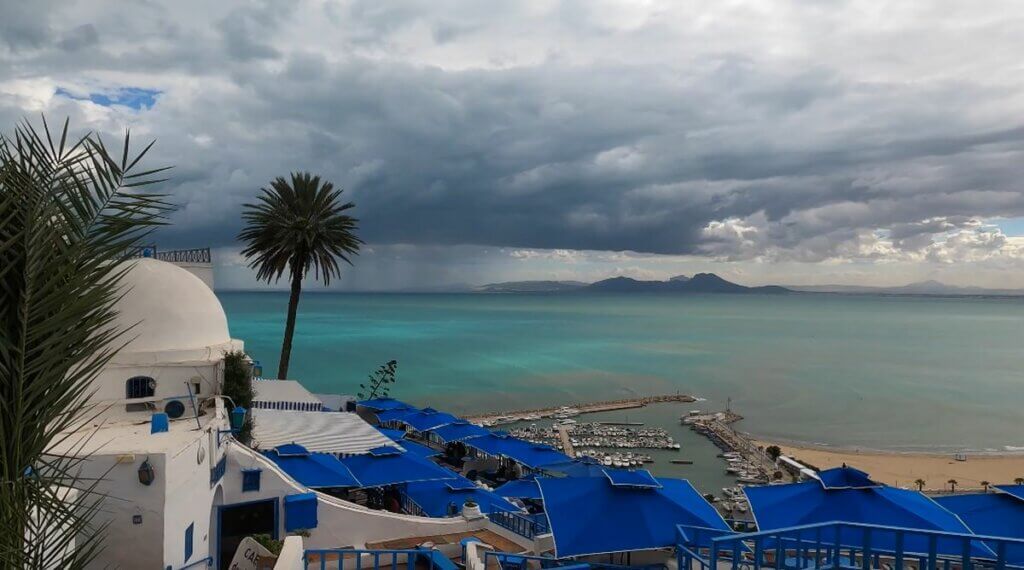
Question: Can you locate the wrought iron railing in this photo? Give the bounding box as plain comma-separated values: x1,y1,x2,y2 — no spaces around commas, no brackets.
488,510,549,539
210,454,226,485
303,548,457,570
676,521,1024,570
398,491,427,517
125,246,211,263
155,247,211,263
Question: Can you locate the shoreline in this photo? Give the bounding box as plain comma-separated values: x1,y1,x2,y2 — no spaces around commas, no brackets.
754,438,1024,491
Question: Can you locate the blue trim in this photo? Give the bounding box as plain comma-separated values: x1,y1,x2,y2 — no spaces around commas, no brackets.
284,492,318,532
210,454,226,485
242,468,262,492
184,522,194,562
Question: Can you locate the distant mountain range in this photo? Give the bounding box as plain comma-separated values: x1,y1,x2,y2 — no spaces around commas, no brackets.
786,280,1024,296
477,276,1024,296
477,273,791,294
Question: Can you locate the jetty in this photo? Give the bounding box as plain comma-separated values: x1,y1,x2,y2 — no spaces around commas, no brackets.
556,425,576,458
463,393,696,424
685,409,777,483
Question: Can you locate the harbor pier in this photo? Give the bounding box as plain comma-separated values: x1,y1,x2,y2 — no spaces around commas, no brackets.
463,393,697,424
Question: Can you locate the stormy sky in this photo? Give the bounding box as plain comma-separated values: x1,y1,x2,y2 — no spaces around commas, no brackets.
3,0,1024,290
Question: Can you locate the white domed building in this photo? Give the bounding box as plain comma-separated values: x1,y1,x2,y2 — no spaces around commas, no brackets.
90,257,243,415
53,257,246,570
59,255,524,570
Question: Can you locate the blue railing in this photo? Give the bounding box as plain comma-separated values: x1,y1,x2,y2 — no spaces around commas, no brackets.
304,548,456,570
398,492,427,517
210,454,226,485
488,510,550,539
676,521,1024,570
483,551,665,570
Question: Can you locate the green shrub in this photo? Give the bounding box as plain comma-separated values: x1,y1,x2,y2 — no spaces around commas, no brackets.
223,350,255,444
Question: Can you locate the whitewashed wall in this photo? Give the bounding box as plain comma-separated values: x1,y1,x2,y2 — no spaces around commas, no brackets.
81,453,168,569
223,443,490,549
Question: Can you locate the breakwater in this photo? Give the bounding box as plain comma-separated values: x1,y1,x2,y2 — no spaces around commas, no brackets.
462,393,697,424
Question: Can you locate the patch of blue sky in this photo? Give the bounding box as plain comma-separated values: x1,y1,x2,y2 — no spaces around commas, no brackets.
992,217,1024,237
55,87,160,110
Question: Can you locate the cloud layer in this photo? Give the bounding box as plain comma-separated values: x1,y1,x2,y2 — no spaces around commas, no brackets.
3,0,1024,287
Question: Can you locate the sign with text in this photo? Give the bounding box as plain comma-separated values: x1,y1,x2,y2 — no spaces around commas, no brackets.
228,537,276,570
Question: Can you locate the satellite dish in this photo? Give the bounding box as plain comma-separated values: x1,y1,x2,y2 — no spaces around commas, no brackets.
165,400,186,419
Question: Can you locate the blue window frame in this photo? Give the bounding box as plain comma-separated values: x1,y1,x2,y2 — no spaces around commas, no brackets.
242,468,261,492
184,522,194,562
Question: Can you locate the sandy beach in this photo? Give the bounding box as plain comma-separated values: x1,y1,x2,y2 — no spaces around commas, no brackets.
757,441,1024,491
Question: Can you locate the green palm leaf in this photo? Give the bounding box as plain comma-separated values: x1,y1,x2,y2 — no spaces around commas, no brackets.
0,116,171,568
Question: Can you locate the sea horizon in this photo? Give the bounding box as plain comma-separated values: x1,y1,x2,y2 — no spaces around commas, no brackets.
220,290,1024,454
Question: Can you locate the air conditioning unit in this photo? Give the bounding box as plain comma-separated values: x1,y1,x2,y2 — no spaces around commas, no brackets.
164,399,188,419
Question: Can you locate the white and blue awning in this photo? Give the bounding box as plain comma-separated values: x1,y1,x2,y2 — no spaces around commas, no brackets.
251,409,397,455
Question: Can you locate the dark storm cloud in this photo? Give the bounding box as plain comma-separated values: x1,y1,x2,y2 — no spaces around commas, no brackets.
3,0,1024,264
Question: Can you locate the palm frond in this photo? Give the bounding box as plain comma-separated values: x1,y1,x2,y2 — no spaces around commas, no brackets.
237,171,362,286
0,116,172,568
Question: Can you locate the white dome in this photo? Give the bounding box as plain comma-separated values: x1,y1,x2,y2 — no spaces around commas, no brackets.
112,258,232,358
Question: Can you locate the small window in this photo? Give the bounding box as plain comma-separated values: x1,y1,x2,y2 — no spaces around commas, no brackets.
184,522,194,562
192,382,201,395
242,468,262,492
126,376,155,399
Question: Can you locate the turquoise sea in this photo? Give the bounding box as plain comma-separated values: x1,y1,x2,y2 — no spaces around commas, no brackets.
220,292,1024,455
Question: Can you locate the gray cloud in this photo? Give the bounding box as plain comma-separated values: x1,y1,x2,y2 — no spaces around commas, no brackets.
2,0,1024,284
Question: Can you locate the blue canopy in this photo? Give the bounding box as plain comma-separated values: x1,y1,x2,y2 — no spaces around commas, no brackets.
273,443,311,457
376,427,408,441
400,410,461,432
744,479,990,557
495,478,544,501
375,407,420,424
358,398,414,411
465,434,571,469
996,484,1024,501
262,451,360,488
935,492,1024,565
604,468,661,488
538,476,729,558
400,440,443,459
338,447,456,488
403,477,522,517
817,466,879,489
542,457,608,477
428,421,490,443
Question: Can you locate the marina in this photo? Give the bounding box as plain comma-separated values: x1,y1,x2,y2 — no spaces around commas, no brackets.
510,422,683,452
682,409,777,488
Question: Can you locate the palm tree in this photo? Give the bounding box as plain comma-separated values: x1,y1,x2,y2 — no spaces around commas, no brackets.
981,480,990,492
1015,477,1024,486
238,172,361,379
914,479,926,492
948,479,958,493
0,117,169,568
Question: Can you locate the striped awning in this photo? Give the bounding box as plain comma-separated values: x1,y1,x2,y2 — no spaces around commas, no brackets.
253,380,324,412
251,409,399,455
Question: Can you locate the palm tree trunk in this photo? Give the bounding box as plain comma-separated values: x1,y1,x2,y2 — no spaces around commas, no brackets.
278,271,303,379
